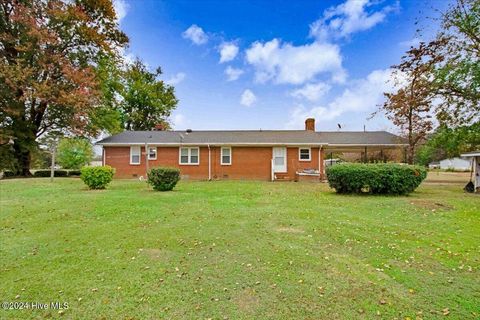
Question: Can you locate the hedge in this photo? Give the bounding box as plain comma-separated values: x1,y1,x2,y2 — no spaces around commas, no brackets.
326,163,427,195
32,170,83,177
80,166,115,189
33,170,68,177
1,171,18,178
147,167,180,191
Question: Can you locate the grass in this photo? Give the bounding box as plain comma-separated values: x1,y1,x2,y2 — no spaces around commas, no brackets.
0,178,479,319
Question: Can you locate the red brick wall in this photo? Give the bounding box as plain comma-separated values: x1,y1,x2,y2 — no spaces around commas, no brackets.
210,147,272,180
104,146,325,180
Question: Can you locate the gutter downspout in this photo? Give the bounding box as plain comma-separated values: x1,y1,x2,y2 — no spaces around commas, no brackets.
208,145,211,181
318,146,322,180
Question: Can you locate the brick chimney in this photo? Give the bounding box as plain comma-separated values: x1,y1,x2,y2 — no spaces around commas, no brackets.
305,118,315,131
154,123,167,131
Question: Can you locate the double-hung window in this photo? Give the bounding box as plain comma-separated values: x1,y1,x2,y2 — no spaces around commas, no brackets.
130,146,141,165
221,147,232,165
148,147,157,160
179,147,199,165
299,148,311,161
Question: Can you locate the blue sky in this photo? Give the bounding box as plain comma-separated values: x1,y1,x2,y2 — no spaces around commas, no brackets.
114,0,451,132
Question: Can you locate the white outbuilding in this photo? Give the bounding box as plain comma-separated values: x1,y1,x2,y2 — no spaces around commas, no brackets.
439,157,471,171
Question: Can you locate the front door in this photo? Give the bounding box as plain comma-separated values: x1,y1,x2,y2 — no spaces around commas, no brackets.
273,147,287,173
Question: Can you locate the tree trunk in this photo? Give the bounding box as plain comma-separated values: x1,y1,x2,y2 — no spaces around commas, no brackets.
407,145,415,165
12,141,32,176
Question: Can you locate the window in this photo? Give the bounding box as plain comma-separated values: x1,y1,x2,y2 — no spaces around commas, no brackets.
130,146,141,165
148,147,157,160
179,147,200,165
221,147,231,165
299,148,311,161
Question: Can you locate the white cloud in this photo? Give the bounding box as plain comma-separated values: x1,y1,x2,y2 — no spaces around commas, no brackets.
245,38,345,85
224,66,244,81
399,37,422,48
166,72,186,86
309,0,398,41
240,89,257,107
291,82,331,102
182,24,208,45
171,113,188,129
286,68,394,128
219,42,239,63
113,0,129,23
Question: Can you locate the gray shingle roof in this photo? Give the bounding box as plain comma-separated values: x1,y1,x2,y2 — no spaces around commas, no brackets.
96,130,406,146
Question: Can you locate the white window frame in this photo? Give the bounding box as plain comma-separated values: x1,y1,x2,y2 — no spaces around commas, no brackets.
179,147,200,165
299,147,311,161
220,147,232,165
130,146,141,165
148,147,157,160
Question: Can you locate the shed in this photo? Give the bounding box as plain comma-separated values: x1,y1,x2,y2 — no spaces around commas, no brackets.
461,151,480,193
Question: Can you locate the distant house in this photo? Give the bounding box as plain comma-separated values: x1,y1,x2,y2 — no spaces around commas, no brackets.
438,157,471,171
96,118,407,181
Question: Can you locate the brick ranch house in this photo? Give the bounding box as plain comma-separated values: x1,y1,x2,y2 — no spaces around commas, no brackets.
96,118,407,181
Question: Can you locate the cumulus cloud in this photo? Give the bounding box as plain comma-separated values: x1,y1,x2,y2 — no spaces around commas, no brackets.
219,42,239,63
166,72,186,86
309,0,398,41
399,37,422,48
171,113,188,129
113,0,129,23
291,82,331,102
182,24,208,45
240,89,257,107
245,38,345,85
224,66,244,81
286,69,394,128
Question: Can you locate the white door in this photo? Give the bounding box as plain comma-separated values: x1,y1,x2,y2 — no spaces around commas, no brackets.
273,147,287,173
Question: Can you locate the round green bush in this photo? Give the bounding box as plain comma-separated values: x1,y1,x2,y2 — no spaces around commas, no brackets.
147,167,180,191
326,163,427,195
80,166,114,189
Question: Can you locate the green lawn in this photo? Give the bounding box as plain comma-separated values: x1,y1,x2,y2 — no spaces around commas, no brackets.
1,179,479,319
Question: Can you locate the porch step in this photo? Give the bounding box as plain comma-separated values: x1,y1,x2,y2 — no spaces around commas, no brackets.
274,174,292,181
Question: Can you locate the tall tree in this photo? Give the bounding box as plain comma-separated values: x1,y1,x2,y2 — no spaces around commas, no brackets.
120,59,178,131
57,137,93,169
0,0,128,175
432,0,480,126
416,121,480,165
382,41,445,164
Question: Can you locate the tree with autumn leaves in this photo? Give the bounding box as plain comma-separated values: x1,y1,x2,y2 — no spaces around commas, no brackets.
382,0,479,164
0,0,178,175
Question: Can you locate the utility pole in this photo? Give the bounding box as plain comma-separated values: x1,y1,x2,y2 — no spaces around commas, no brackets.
50,138,57,182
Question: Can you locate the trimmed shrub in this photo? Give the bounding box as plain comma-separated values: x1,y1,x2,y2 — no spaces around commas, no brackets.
326,163,427,195
147,167,180,191
33,170,68,177
80,166,114,189
1,171,18,179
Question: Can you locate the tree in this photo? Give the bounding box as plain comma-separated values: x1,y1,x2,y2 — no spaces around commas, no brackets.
415,121,480,165
382,41,445,164
431,0,480,126
57,137,93,169
120,59,178,131
0,0,128,175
